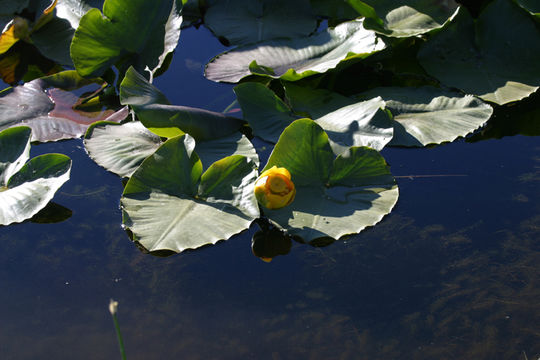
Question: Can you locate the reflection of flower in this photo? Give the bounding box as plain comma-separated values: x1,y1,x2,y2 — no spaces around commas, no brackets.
254,166,296,209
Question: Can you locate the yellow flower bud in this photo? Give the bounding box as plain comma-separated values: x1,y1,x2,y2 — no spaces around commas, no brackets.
254,166,296,209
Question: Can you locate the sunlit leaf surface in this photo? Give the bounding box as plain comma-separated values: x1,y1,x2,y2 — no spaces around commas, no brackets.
348,0,459,37
262,119,398,242
0,126,71,225
358,86,493,146
84,120,258,177
235,82,392,152
205,19,385,83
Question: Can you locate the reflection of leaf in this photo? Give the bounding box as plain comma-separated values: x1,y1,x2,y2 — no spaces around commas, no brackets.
205,19,385,83
262,119,398,242
0,126,71,225
0,71,127,142
358,86,493,146
121,134,259,253
348,0,459,37
418,0,540,105
120,67,243,140
70,0,182,77
203,0,317,46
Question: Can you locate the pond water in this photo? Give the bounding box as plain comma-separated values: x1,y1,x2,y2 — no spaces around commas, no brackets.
1,26,539,360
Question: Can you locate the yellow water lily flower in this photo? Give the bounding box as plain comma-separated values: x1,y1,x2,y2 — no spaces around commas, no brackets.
254,166,296,209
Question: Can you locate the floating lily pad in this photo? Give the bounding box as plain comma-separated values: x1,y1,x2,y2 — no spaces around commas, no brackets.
358,86,493,146
70,0,182,77
205,19,385,83
234,82,393,152
0,126,71,225
203,0,317,46
418,0,540,105
262,119,398,242
0,71,127,142
120,67,243,140
84,120,258,177
121,134,259,253
348,0,459,37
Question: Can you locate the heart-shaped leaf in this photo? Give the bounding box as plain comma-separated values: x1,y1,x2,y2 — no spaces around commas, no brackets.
262,119,398,242
121,134,259,253
70,0,182,77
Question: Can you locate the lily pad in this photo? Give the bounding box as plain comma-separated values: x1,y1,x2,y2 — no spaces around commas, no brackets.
205,19,386,83
347,0,459,37
70,0,182,77
358,86,493,146
0,126,71,225
203,0,317,46
418,0,540,105
84,120,258,177
262,119,398,242
0,71,127,142
234,82,393,152
121,134,259,253
120,67,243,140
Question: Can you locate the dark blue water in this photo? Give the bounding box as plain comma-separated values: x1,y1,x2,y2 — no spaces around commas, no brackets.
0,26,539,360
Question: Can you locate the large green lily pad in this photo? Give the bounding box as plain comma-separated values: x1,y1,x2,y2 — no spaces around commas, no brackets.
261,119,398,242
70,0,182,77
418,0,540,105
0,126,71,225
205,19,385,83
121,134,259,253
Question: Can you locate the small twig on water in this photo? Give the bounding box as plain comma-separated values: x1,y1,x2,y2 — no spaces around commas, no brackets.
395,174,468,179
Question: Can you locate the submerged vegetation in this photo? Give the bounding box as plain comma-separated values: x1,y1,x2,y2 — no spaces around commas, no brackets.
0,0,538,259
